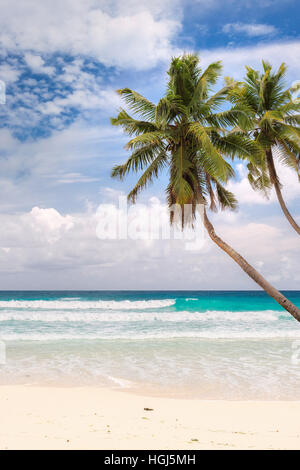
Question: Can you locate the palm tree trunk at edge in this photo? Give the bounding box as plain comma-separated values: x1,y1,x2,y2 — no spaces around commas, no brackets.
202,208,300,321
266,149,300,235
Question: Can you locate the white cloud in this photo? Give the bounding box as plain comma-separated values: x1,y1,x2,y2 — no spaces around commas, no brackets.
56,173,100,184
25,207,74,243
0,64,21,83
227,161,300,206
1,55,124,136
0,202,299,289
38,82,121,116
0,122,124,212
24,53,55,75
0,0,181,70
223,23,277,37
201,41,300,81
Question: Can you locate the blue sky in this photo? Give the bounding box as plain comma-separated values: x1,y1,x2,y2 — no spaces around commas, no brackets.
0,0,299,289
184,0,299,49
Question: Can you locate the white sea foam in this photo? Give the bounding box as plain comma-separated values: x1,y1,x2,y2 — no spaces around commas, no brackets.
0,309,282,323
1,329,299,341
0,299,176,310
107,375,133,388
58,297,82,301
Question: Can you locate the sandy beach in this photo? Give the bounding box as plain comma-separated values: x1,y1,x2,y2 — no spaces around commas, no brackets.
0,385,300,450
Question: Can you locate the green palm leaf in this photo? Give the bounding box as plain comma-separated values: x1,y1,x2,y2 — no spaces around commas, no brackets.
117,88,156,121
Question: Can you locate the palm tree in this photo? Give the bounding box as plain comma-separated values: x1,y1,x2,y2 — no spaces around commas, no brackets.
229,61,300,234
110,54,300,321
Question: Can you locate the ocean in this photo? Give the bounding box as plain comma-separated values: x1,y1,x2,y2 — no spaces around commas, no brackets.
0,290,300,399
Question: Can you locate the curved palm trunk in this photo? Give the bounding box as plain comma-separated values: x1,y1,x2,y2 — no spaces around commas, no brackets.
266,149,300,235
202,208,300,321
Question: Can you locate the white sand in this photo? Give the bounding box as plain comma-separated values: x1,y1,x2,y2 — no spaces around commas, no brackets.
1,385,300,449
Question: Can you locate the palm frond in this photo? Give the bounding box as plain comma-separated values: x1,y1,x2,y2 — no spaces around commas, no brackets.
111,143,164,179
125,131,166,150
215,182,238,210
188,123,235,181
247,162,271,196
128,151,169,203
111,109,158,135
117,88,156,121
189,61,222,108
212,133,264,166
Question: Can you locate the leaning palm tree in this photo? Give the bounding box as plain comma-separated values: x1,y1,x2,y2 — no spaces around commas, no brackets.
110,54,300,321
229,61,300,234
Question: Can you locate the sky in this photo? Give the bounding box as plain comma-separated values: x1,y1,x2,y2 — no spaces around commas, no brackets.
0,0,299,290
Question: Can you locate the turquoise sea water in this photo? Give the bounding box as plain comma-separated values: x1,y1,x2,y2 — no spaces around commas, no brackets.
0,290,300,399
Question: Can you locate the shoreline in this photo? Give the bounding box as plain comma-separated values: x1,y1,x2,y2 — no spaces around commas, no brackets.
1,385,300,449
2,380,300,401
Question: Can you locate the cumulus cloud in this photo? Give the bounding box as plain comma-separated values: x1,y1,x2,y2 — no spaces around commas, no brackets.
227,161,300,206
0,53,125,139
25,207,74,244
222,23,277,37
24,54,55,75
0,203,299,289
0,64,21,83
201,41,300,81
0,0,181,70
